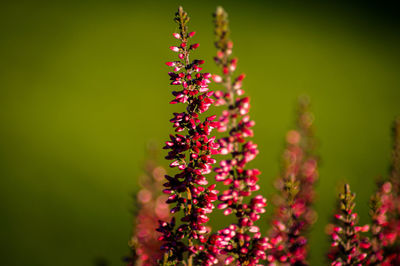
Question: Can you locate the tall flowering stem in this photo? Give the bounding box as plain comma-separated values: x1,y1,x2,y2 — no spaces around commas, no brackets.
375,117,400,264
157,6,219,265
127,148,170,266
212,7,270,265
368,181,393,265
294,98,319,220
328,184,370,266
361,118,400,265
268,97,319,265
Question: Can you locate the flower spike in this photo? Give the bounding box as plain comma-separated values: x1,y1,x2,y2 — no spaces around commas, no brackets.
158,6,219,266
268,97,319,265
126,146,170,266
369,117,400,264
368,181,393,265
210,6,270,266
327,184,370,266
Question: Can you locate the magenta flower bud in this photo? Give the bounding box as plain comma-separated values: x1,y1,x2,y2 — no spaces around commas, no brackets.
333,226,342,233
249,226,260,233
203,72,212,79
237,73,246,81
172,33,181,39
191,43,200,49
224,256,234,265
223,209,232,215
170,206,180,214
162,189,172,194
188,31,196,37
240,247,248,254
359,242,370,249
334,214,343,220
213,75,222,83
218,203,228,209
169,46,180,52
169,160,180,167
249,212,259,221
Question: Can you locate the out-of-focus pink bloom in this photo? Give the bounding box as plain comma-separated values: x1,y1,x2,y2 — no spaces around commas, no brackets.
127,151,169,266
268,97,318,265
367,118,400,265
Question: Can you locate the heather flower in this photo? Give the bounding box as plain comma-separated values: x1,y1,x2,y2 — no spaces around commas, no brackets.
383,117,400,263
369,117,400,264
267,97,319,265
126,148,170,266
211,7,270,265
158,7,219,265
368,181,393,265
327,184,370,266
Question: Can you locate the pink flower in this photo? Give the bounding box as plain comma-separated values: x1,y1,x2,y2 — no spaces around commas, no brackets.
169,46,180,52
208,7,270,265
367,118,400,265
268,97,319,265
327,184,370,266
158,7,219,265
126,151,169,266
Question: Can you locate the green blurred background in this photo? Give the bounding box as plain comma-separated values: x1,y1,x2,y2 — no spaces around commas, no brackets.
0,0,399,265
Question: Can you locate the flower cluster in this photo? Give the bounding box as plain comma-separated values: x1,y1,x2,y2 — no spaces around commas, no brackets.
368,181,393,264
327,184,370,266
126,149,170,266
366,117,400,265
387,118,400,247
383,117,400,263
123,6,400,266
326,118,400,265
211,7,270,265
267,97,319,265
157,7,219,265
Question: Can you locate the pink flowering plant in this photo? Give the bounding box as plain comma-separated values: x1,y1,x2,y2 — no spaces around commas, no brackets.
268,97,319,265
327,184,370,266
325,119,400,266
211,7,269,266
157,7,219,266
127,148,170,266
368,181,392,264
366,118,400,265
124,6,400,266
